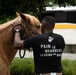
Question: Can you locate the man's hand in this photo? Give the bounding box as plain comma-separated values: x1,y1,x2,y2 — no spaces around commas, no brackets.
12,24,26,40
12,24,22,33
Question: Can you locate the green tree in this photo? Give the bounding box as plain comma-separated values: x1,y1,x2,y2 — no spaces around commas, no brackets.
0,0,76,19
0,0,49,18
54,0,76,6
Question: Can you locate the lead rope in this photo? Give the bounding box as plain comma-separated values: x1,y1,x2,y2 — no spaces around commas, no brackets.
18,24,26,58
12,24,26,58
19,49,26,58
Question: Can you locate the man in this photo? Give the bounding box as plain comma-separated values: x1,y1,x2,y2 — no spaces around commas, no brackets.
14,16,65,75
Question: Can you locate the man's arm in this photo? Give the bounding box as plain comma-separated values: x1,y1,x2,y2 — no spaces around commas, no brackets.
14,32,25,49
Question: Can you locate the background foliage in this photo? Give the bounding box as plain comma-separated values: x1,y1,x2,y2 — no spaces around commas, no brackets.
0,0,76,19
0,0,49,18
54,0,76,6
0,0,76,24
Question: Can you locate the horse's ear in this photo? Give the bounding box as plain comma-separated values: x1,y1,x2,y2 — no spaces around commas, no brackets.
19,13,30,23
19,13,27,20
16,12,20,16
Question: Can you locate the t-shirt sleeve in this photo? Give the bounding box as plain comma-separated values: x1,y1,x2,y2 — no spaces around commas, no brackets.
23,39,33,49
23,37,35,49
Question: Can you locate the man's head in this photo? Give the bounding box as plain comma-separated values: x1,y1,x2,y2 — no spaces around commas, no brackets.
41,16,56,33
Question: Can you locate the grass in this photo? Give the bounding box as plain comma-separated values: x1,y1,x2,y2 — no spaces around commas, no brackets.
62,59,76,75
10,58,34,75
10,58,76,75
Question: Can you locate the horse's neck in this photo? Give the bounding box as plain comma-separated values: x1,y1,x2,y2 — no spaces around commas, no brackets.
0,18,18,65
0,18,18,30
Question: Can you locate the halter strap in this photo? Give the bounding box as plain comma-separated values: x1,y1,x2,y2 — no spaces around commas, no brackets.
22,19,38,35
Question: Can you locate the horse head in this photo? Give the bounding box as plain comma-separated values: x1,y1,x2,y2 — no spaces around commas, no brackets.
12,12,42,58
15,12,42,38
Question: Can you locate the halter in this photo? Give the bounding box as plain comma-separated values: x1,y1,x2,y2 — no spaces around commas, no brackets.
22,19,38,36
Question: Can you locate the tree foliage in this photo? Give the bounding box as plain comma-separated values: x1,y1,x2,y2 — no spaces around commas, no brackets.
0,0,48,18
0,0,76,19
54,0,76,6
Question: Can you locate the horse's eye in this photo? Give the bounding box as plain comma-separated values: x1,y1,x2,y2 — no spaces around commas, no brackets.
36,25,40,28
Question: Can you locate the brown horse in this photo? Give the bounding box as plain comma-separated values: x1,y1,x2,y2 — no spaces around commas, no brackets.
0,12,42,75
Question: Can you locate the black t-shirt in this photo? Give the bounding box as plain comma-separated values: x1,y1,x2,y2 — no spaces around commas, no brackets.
23,33,65,74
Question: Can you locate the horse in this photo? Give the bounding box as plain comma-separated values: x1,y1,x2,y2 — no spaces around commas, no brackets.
0,12,42,75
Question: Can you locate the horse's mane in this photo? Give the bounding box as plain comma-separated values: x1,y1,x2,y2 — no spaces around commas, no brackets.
23,14,40,25
0,14,40,31
0,17,18,30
